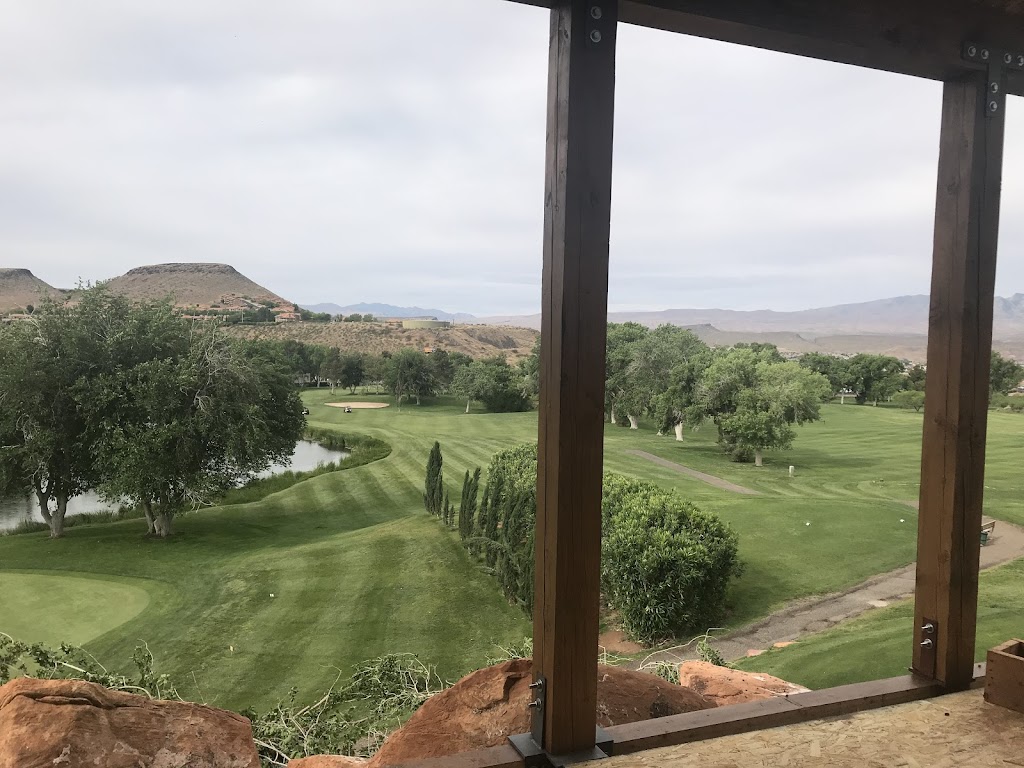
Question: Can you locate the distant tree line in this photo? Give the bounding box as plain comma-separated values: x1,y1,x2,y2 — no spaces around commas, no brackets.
271,339,534,413
0,288,305,538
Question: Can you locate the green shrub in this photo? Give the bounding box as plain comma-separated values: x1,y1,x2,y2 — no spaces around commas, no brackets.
602,474,741,643
469,443,741,644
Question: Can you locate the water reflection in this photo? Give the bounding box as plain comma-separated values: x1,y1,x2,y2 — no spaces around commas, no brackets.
0,440,347,532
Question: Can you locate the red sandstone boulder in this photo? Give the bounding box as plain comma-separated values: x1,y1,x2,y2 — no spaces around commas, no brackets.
369,659,713,766
0,677,260,768
288,758,368,767
676,661,810,705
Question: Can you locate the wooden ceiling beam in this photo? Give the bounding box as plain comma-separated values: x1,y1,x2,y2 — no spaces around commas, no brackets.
507,1,1024,96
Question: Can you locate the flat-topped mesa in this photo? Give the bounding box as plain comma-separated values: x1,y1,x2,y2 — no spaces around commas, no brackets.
120,263,241,277
106,262,291,309
0,268,36,279
0,268,64,312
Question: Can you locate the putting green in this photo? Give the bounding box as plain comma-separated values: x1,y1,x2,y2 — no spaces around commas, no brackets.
0,572,151,646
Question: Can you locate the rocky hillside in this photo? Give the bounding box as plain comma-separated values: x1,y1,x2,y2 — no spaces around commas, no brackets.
0,268,64,313
221,321,538,361
105,263,291,312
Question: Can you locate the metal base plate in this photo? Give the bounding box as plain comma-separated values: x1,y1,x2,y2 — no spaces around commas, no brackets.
508,727,613,767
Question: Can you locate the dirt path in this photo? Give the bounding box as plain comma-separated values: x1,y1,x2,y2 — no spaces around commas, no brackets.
630,518,1024,669
627,450,760,495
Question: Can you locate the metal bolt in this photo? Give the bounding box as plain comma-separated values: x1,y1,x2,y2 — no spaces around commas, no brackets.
921,623,935,634
1018,55,1024,67
590,29,602,43
991,81,1000,94
967,45,978,58
990,100,1000,113
590,6,603,20
981,48,990,60
921,639,934,649
529,681,544,690
528,699,542,709
1005,53,1014,65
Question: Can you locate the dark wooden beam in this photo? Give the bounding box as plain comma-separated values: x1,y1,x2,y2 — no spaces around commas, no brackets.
507,1,1024,96
913,71,1006,689
395,670,992,766
532,0,618,757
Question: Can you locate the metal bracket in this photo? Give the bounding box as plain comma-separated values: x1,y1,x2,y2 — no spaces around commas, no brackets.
917,617,938,678
508,726,614,767
963,42,1024,118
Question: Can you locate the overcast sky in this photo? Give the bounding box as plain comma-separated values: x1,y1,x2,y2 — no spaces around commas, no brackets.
1,1,1022,315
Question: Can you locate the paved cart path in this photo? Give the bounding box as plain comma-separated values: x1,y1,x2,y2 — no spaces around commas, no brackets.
629,517,1024,670
627,450,760,495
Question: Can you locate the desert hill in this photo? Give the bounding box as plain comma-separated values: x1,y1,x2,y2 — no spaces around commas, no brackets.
105,263,291,312
221,321,538,361
0,268,64,313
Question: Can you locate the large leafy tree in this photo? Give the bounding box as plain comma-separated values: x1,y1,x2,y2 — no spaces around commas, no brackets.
613,326,705,430
990,351,1024,395
87,327,304,537
384,349,433,405
692,348,830,465
605,322,648,425
798,352,851,396
0,289,170,537
845,354,904,405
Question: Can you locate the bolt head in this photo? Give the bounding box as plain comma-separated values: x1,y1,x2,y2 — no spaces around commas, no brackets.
981,48,990,60
989,100,1000,113
590,29,602,43
1018,55,1024,67
967,45,978,57
991,82,1000,94
1006,53,1014,65
590,6,603,20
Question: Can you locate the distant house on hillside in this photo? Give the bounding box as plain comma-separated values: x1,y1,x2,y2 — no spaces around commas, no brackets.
275,312,300,323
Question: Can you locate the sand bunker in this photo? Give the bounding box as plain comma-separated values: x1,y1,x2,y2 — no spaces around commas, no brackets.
326,402,391,409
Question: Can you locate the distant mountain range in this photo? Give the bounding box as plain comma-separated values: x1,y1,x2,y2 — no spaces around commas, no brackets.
478,294,1024,339
300,302,477,322
4,265,1023,362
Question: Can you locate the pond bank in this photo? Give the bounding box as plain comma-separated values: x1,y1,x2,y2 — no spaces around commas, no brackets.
0,431,390,535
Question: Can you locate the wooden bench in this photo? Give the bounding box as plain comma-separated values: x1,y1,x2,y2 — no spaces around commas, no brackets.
981,520,997,545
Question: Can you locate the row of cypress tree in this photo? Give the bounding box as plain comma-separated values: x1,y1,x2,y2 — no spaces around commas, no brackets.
423,441,743,643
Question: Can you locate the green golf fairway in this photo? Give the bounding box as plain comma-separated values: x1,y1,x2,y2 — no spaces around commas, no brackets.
0,571,151,645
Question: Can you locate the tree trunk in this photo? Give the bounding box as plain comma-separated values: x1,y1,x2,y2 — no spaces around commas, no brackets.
674,422,685,441
465,400,471,414
840,394,846,404
142,500,156,536
610,407,617,425
755,449,763,468
873,399,878,406
416,394,421,406
153,512,173,538
50,494,68,538
34,488,53,526
628,414,639,430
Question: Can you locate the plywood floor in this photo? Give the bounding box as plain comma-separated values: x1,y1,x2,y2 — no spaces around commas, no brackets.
587,690,1024,767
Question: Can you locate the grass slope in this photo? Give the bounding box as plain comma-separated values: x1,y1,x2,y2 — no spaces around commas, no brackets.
0,396,1021,706
734,558,1024,689
0,572,150,645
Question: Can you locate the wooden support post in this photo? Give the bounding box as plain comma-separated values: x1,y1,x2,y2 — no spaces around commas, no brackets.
913,72,1006,689
533,0,618,757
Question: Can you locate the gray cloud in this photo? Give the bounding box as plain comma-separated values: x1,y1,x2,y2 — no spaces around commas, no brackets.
1,1,1021,314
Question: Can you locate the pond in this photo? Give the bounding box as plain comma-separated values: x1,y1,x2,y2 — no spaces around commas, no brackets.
0,440,348,533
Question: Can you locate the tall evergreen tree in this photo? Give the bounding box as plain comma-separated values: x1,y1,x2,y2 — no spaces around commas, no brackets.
423,442,444,515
